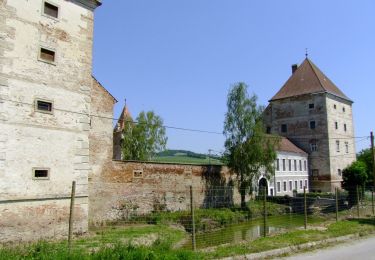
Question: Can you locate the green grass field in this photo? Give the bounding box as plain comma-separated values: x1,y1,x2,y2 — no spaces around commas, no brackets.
153,155,223,165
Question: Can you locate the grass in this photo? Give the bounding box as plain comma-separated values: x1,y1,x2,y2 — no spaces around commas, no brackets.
1,200,375,260
1,219,375,259
133,201,289,232
152,156,223,165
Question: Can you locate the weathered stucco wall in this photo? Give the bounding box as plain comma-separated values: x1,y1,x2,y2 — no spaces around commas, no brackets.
0,0,96,242
89,161,239,224
325,95,356,189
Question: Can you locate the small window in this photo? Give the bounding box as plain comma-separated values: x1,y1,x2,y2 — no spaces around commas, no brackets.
289,181,293,191
276,159,280,171
338,169,342,176
305,180,308,189
310,139,318,152
304,160,307,171
283,181,287,192
312,169,319,178
277,182,281,192
281,124,287,133
288,159,291,171
309,121,316,129
44,2,59,19
334,104,337,109
336,140,340,152
133,170,143,178
342,107,345,112
294,181,298,190
282,159,286,171
33,168,50,180
294,160,297,171
308,103,314,109
299,180,303,189
35,99,53,114
345,142,349,153
335,122,338,130
344,124,347,132
299,160,302,171
40,47,56,63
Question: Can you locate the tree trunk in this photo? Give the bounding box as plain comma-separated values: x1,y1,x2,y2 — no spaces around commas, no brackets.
240,172,246,209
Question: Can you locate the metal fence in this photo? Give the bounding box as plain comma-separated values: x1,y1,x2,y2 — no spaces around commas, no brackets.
67,183,375,251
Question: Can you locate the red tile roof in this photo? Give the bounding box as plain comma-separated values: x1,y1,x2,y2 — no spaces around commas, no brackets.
270,58,351,102
277,137,307,155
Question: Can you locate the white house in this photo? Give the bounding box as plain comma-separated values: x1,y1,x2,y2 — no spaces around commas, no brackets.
259,137,309,196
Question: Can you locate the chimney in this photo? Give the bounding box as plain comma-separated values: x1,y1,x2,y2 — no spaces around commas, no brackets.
291,64,298,74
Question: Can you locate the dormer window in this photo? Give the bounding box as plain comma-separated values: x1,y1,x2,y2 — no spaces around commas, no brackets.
43,2,59,19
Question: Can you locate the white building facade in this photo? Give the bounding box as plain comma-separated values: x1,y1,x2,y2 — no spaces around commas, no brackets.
0,0,101,242
259,137,309,196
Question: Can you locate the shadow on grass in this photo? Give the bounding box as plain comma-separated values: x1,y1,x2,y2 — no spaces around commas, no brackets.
347,218,375,226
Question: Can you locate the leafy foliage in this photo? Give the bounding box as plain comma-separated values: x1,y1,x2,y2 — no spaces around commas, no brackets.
342,161,368,206
122,111,167,161
357,148,374,187
223,83,279,208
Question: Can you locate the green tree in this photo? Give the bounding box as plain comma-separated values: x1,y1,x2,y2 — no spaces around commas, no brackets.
357,148,374,187
122,111,167,161
223,83,278,209
342,161,367,206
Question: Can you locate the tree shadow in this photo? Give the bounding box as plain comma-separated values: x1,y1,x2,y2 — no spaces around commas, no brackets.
347,218,375,226
201,165,235,208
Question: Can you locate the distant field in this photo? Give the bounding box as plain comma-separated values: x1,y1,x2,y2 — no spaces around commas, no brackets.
153,155,223,165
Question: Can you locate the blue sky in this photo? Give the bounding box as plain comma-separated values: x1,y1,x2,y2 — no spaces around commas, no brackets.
92,1,375,154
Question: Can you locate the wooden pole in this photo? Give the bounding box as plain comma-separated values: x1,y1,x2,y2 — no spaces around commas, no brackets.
356,185,360,219
263,186,267,237
335,187,339,222
190,186,196,251
372,187,374,216
304,186,307,230
371,132,375,196
68,181,76,251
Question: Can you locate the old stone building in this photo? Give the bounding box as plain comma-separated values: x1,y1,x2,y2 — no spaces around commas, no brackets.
0,0,102,242
264,58,355,192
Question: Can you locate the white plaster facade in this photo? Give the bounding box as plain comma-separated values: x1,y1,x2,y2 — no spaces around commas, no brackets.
0,0,101,242
258,147,309,196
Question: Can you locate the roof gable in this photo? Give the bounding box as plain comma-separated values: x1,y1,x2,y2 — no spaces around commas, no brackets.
277,137,307,155
270,58,351,102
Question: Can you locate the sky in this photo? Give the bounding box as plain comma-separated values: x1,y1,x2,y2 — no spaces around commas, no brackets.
92,1,375,154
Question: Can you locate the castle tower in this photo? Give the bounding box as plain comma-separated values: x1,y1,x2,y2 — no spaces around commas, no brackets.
0,0,101,241
264,58,355,192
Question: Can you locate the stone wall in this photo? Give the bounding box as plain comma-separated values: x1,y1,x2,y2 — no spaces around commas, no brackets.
89,161,239,224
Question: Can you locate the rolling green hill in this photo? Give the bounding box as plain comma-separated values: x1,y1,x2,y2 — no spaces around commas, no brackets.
154,150,223,165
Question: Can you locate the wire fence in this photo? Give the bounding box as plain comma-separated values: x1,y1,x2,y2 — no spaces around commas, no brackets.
63,183,375,252
1,183,373,251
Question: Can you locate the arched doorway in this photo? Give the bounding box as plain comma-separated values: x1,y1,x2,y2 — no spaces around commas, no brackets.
259,178,268,196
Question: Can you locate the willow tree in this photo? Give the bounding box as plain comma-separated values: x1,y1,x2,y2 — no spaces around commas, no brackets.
223,83,278,209
122,111,167,161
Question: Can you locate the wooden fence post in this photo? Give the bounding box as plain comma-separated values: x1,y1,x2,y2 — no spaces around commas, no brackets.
190,186,196,251
68,181,76,251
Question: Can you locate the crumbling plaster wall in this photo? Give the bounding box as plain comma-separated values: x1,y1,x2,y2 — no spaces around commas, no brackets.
0,0,95,242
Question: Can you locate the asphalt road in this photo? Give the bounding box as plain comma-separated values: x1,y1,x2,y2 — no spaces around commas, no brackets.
281,235,375,260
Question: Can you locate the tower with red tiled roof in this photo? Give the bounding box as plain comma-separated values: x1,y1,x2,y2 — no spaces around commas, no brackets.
264,58,356,192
